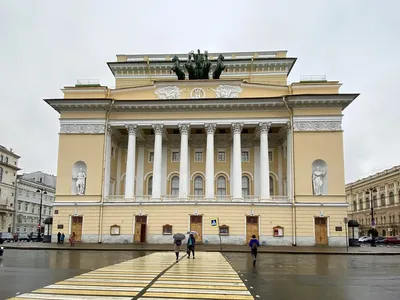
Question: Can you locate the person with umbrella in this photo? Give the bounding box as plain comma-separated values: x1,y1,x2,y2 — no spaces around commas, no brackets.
173,233,185,262
186,232,196,259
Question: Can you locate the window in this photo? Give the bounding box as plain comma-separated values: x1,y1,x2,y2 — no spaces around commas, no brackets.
365,197,370,209
380,194,385,206
241,151,249,162
172,151,180,162
270,176,274,196
217,176,226,196
25,203,29,212
268,150,274,162
111,146,115,158
389,192,394,205
32,205,35,213
353,201,357,211
0,155,2,162
242,176,249,196
23,226,27,232
171,176,179,195
18,202,21,211
39,177,42,183
16,226,19,232
147,176,153,195
194,151,203,162
194,176,204,196
359,199,363,210
43,207,47,215
217,151,226,162
0,167,3,182
148,151,154,163
4,157,8,164
373,196,377,208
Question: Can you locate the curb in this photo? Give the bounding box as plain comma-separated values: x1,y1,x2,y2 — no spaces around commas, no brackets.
2,245,400,255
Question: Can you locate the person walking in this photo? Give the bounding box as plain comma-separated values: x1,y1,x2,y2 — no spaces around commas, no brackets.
174,239,182,262
249,234,260,266
57,232,61,244
60,233,65,244
69,232,76,247
187,233,196,259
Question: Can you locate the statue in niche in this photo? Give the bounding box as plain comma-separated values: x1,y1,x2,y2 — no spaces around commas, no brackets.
312,166,326,195
171,56,185,80
73,168,86,195
213,54,226,79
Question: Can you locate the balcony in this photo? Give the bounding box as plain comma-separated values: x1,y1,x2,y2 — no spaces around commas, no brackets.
104,195,290,203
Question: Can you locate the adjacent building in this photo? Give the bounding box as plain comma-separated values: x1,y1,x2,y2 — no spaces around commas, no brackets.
14,171,56,234
46,50,359,246
346,166,400,237
0,145,20,233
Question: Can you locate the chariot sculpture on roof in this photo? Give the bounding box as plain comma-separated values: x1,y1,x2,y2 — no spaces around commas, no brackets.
171,49,225,80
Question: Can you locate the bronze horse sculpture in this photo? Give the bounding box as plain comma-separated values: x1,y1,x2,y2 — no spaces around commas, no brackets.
171,55,185,80
213,54,226,79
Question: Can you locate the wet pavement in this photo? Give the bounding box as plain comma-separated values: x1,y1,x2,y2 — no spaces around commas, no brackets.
1,250,400,300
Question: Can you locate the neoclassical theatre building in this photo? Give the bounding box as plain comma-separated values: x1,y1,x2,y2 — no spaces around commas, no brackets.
47,50,358,246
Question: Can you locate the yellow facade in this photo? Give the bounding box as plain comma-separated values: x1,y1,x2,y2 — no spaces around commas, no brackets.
47,50,359,246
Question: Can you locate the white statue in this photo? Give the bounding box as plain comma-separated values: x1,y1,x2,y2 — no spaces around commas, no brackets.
215,85,243,98
312,166,326,195
73,168,86,195
154,86,181,99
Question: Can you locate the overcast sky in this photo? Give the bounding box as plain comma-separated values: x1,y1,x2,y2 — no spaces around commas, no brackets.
0,0,399,183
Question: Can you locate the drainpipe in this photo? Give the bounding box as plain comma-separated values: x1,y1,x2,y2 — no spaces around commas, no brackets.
282,96,297,246
98,95,114,243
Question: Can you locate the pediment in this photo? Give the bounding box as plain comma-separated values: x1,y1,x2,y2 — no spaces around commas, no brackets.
110,80,289,100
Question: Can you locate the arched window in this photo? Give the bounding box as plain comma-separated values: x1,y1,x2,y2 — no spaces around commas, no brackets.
147,176,153,195
217,176,226,196
269,176,274,196
242,176,249,196
380,194,385,206
4,157,8,164
389,192,394,205
0,155,3,162
194,176,204,196
171,176,179,196
0,167,3,182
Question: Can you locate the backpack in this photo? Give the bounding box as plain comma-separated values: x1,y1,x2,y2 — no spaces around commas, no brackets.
175,240,182,246
251,240,258,250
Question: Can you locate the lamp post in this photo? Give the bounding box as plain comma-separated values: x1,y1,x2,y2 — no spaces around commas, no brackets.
36,188,47,242
366,187,377,247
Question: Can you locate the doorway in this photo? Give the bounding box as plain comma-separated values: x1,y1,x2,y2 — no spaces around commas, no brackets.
314,217,328,246
134,215,147,243
190,215,203,243
71,216,83,242
246,216,259,243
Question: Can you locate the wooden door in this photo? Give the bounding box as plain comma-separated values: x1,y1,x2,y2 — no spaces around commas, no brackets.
315,217,328,246
134,216,147,243
71,216,83,242
246,216,259,243
190,215,203,243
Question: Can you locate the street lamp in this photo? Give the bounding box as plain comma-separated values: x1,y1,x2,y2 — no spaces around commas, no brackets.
36,188,47,242
366,187,377,246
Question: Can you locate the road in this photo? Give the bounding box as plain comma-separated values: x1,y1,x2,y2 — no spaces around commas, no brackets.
1,249,400,299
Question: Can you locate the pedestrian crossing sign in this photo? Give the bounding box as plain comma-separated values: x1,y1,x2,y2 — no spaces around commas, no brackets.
210,218,218,227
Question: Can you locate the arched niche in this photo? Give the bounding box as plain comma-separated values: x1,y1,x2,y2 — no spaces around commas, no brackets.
72,161,87,195
311,159,328,195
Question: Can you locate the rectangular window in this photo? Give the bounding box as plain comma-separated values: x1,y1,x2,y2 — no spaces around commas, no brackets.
217,151,226,162
269,150,274,162
18,202,21,211
32,205,35,213
194,151,203,162
241,151,249,162
148,151,154,163
172,151,180,162
25,203,29,212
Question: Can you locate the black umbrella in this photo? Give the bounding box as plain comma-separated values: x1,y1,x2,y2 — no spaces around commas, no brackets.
173,233,186,241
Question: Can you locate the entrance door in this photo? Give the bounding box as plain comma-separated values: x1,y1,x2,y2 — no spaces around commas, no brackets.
246,216,259,243
315,217,328,246
190,215,203,243
134,216,147,243
71,216,83,242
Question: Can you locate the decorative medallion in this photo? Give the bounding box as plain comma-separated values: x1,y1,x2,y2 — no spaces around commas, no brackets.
190,88,206,99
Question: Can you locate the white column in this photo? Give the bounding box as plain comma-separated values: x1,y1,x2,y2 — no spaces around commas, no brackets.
161,141,168,196
135,142,145,196
278,144,283,195
103,126,112,197
124,125,137,199
384,184,389,206
232,123,243,200
178,124,190,199
152,124,163,200
394,181,399,204
259,122,271,200
253,140,260,196
286,123,293,199
116,145,122,195
205,123,216,200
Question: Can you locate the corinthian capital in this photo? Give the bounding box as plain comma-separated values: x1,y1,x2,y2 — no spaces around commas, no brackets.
258,122,271,134
205,123,216,134
152,124,164,135
231,123,243,134
178,124,190,135
106,125,113,136
126,124,138,135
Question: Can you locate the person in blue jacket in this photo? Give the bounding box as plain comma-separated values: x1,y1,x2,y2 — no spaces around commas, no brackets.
248,235,260,266
187,233,196,259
